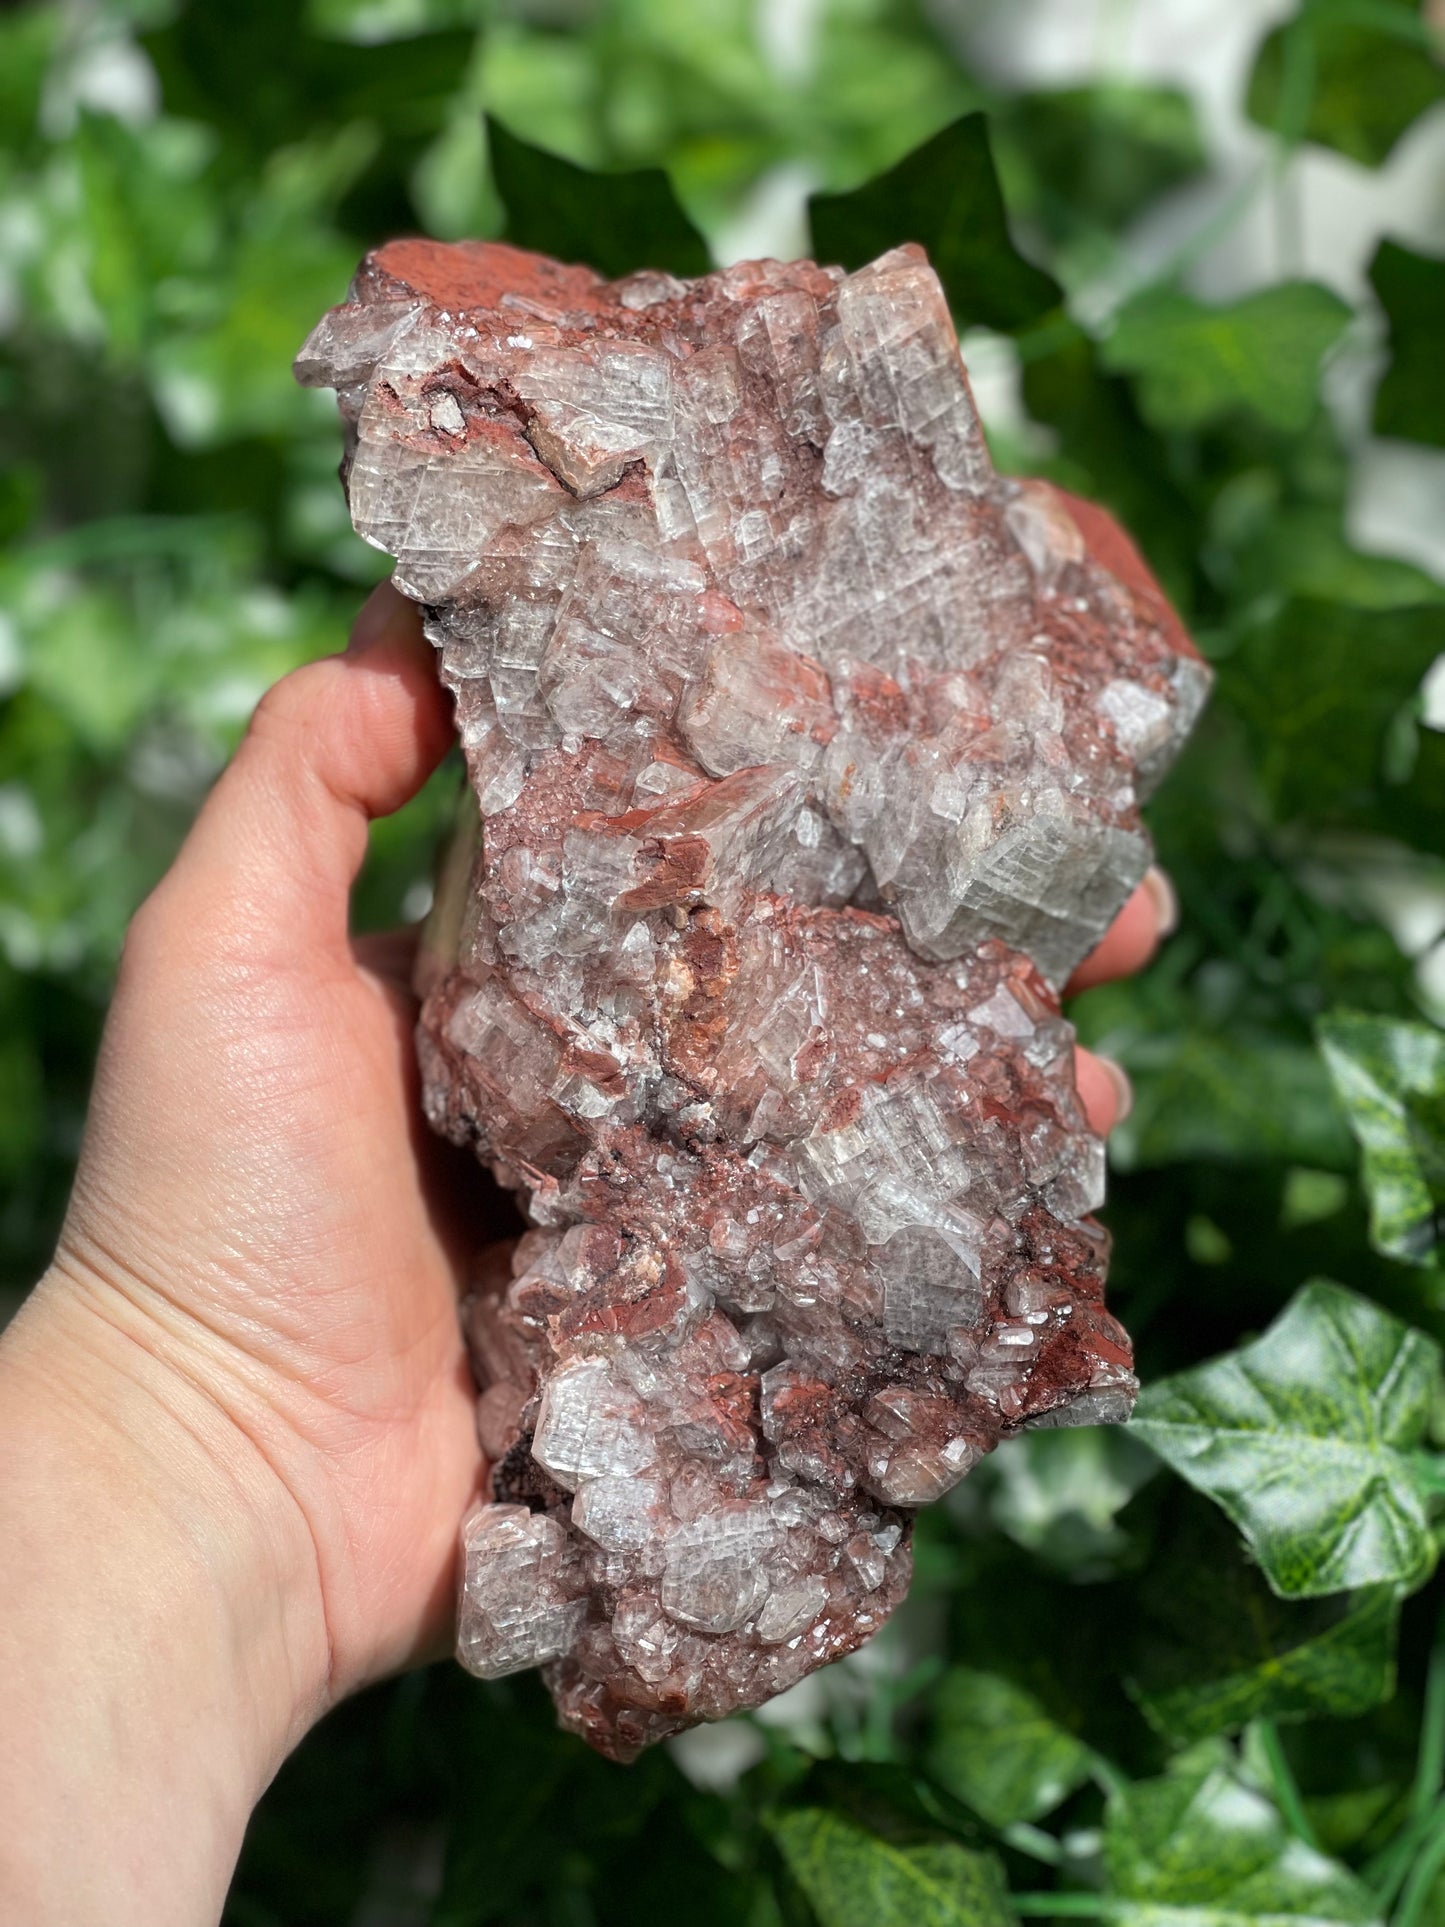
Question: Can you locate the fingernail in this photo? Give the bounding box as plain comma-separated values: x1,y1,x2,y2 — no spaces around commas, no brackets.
1142,864,1179,939
1100,1056,1134,1125
346,581,408,658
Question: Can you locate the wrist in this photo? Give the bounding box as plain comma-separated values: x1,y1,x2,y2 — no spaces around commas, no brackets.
0,1266,333,1924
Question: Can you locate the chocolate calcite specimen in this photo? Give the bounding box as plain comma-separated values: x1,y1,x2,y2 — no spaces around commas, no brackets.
297,238,1207,1760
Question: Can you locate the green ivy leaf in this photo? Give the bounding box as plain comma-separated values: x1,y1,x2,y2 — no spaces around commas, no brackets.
767,1809,1016,1927
1221,599,1445,825
1131,1280,1441,1597
307,0,479,37
1101,283,1352,434
808,114,1062,332
142,6,476,164
487,114,710,280
0,4,57,150
1370,240,1445,450
1212,494,1445,611
153,127,373,445
1018,329,1196,604
1104,1748,1383,1927
1127,1496,1399,1744
1318,1012,1445,1266
1247,6,1445,169
1112,1031,1355,1174
980,1426,1158,1580
996,83,1206,238
925,1667,1094,1829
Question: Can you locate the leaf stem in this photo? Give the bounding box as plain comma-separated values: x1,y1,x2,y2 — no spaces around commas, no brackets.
1013,1896,1121,1918
1087,1752,1130,1803
1254,1720,1321,1851
1393,1802,1445,1927
1412,1623,1445,1822
1366,1805,1439,1908
1002,1823,1065,1867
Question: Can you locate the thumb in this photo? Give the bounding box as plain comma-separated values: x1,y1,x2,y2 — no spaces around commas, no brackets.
156,582,454,960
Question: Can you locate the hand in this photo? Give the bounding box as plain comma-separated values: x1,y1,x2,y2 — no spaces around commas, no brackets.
0,581,1171,1925
0,583,480,1925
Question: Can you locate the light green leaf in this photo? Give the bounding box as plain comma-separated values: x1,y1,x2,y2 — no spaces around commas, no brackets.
150,126,373,445
1318,1012,1445,1266
1247,6,1445,168
926,1667,1094,1829
1370,240,1445,450
768,1809,1016,1927
1104,1749,1383,1927
1131,1280,1441,1597
1101,284,1352,433
306,0,477,40
808,113,1062,333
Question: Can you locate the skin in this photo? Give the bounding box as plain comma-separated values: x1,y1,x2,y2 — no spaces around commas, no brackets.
0,583,1168,1925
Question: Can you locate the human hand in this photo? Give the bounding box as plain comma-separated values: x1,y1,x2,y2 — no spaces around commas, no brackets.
0,580,1171,1925
0,583,484,1923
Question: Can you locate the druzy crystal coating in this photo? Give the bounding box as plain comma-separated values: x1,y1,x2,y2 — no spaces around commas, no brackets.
297,238,1207,1760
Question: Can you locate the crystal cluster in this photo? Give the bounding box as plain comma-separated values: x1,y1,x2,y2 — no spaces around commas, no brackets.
297,238,1207,1759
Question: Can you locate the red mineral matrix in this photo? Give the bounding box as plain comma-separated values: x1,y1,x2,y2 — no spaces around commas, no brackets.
296,239,1207,1759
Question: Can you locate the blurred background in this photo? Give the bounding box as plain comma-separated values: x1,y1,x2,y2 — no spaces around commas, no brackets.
3,2,1445,1923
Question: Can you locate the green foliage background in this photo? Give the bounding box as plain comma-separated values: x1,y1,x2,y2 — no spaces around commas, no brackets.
3,2,1445,1922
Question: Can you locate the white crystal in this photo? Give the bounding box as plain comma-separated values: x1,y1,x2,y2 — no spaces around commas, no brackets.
756,1577,829,1643
457,1504,586,1678
661,1506,779,1634
532,1357,656,1491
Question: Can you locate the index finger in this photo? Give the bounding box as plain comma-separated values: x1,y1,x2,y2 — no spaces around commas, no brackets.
1065,867,1178,995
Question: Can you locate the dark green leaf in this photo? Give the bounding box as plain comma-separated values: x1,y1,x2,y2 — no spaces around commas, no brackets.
1018,328,1196,604
980,1425,1158,1579
487,114,710,281
1221,599,1445,824
1113,1031,1355,1174
1370,240,1445,449
1318,1012,1445,1265
1101,283,1352,434
925,1667,1093,1829
143,7,478,165
767,1809,1016,1927
1210,494,1445,611
808,114,1062,332
1132,1280,1441,1596
1247,7,1445,168
1127,1494,1400,1743
0,4,57,149
1104,1747,1383,1927
996,83,1206,237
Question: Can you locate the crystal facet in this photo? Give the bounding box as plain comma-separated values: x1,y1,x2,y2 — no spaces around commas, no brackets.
297,238,1207,1760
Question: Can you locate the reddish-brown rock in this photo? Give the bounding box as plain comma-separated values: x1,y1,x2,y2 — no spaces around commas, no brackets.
297,239,1206,1759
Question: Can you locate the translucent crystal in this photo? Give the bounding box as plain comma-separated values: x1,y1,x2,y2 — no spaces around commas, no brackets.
297,235,1207,1761
457,1504,586,1678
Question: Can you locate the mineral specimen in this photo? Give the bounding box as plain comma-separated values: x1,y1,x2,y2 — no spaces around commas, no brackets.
296,237,1208,1760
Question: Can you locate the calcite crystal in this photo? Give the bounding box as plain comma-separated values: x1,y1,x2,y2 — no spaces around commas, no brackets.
297,238,1207,1760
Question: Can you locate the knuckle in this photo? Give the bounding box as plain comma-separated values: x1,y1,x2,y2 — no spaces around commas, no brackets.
246,659,338,755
